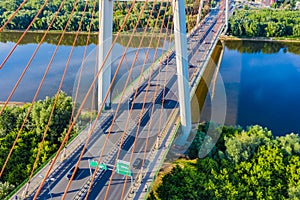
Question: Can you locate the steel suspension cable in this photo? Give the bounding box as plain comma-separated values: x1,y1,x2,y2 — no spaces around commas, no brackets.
0,0,28,32
67,0,159,198
156,18,174,148
35,1,139,199
0,0,73,177
0,0,67,118
28,0,94,182
0,0,81,179
62,0,148,197
0,0,49,70
119,3,173,199
66,0,98,130
86,1,166,198
104,6,173,200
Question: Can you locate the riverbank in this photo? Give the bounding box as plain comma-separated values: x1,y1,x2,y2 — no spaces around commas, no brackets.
0,101,28,107
0,29,172,36
220,35,300,43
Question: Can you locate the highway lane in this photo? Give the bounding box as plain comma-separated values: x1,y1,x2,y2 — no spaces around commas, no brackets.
33,66,174,199
31,7,223,200
85,9,222,198
92,73,180,200
86,57,179,199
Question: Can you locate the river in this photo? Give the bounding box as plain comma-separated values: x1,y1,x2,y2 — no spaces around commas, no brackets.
201,40,300,136
1,33,300,136
0,32,172,109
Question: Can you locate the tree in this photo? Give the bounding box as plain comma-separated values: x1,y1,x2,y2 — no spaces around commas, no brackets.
0,92,76,191
0,181,14,199
225,125,273,163
154,125,300,200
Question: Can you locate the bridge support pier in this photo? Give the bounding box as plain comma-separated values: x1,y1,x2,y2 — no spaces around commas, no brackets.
98,0,113,111
173,0,192,145
98,0,192,142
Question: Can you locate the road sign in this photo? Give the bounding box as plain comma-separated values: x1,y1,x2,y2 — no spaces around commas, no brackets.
99,163,107,170
116,160,131,176
89,160,107,170
89,160,98,168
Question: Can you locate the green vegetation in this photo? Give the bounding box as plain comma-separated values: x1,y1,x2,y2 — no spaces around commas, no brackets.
228,9,300,38
150,123,300,199
0,92,76,198
0,0,203,33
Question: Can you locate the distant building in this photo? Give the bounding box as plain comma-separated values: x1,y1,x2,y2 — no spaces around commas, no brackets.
296,1,300,9
261,0,276,6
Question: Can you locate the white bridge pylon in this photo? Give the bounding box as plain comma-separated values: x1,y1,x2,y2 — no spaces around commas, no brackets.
98,0,192,141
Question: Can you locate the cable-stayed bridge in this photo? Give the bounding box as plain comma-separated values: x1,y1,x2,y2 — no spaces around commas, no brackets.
0,0,233,199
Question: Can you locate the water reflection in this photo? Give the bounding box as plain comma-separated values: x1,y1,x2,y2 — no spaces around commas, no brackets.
0,32,172,47
224,40,300,55
206,41,300,136
0,33,173,106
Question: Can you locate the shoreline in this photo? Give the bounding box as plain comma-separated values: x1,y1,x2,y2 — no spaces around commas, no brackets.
0,30,172,36
0,101,28,107
219,35,300,43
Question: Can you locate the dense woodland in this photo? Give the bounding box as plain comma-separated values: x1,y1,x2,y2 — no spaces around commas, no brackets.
228,9,300,38
0,0,203,33
150,123,300,199
0,93,77,198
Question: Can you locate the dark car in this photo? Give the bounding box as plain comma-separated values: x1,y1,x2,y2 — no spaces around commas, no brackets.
143,159,150,168
133,158,143,169
66,166,80,179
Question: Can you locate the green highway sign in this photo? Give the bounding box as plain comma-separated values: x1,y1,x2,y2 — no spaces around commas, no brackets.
89,160,98,168
99,163,107,170
89,160,107,170
116,160,131,176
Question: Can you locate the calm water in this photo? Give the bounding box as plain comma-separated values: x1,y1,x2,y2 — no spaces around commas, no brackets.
1,33,300,136
0,32,172,106
216,41,300,136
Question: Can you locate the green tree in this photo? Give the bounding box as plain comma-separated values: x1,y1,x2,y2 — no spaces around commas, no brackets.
225,125,272,163
0,181,14,199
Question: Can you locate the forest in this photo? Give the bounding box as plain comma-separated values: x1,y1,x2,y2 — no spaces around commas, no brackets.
228,9,300,38
0,0,203,33
0,92,77,198
149,123,300,199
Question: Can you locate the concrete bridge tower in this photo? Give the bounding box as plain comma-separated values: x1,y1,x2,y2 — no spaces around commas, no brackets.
98,0,192,140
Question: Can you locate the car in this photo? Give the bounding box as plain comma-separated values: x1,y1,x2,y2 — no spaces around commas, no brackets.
143,159,150,168
66,166,80,179
133,158,143,169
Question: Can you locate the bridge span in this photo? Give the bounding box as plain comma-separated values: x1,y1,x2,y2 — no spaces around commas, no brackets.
12,3,230,200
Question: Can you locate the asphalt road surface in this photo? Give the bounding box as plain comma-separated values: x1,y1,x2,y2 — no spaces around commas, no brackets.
30,7,223,200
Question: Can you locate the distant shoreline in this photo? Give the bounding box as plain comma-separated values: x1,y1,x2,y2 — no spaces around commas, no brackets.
0,30,97,35
220,35,300,43
0,30,172,36
0,101,28,107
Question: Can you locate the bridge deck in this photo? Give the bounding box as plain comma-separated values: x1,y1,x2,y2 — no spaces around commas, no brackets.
13,6,226,200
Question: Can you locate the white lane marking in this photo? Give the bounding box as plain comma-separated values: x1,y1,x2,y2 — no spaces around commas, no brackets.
77,170,85,179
